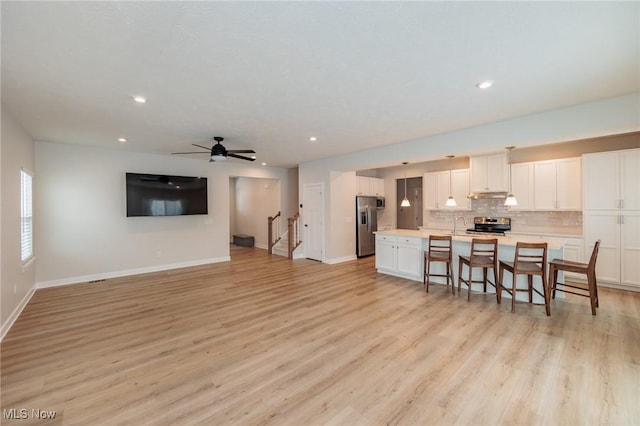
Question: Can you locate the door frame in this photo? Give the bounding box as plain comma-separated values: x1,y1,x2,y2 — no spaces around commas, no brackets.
302,182,325,262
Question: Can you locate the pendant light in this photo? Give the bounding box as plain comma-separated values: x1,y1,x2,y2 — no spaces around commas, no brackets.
445,155,457,207
400,162,411,207
504,146,518,206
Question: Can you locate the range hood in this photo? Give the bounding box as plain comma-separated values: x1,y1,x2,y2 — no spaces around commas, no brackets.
467,191,508,200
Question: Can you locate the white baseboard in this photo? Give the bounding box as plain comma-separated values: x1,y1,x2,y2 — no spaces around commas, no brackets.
36,257,231,289
254,243,268,250
598,281,640,292
1,286,36,342
324,255,357,265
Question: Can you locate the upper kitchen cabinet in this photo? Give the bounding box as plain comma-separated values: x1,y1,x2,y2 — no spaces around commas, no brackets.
470,153,508,192
533,157,582,210
509,162,534,211
423,169,470,210
583,149,640,211
356,176,385,197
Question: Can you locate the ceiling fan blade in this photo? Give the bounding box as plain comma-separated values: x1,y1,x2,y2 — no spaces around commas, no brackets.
228,153,256,161
192,143,211,150
227,149,256,154
171,151,209,154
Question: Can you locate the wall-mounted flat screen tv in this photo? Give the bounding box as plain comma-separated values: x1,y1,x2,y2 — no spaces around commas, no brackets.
126,173,208,217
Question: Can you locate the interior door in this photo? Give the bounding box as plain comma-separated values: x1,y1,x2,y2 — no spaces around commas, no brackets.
397,177,423,230
303,183,324,261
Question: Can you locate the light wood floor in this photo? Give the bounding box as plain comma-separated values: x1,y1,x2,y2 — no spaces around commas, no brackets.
2,247,639,425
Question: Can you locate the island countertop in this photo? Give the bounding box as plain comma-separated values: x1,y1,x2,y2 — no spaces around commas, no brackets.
374,229,567,250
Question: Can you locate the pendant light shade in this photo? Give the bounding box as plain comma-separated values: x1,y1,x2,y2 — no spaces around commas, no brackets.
445,155,457,207
401,162,411,207
504,146,518,206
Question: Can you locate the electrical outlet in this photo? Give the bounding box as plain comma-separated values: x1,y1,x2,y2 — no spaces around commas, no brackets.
155,250,162,258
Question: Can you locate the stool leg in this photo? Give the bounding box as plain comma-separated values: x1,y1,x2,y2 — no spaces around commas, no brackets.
551,265,558,300
542,271,550,316
458,260,463,294
467,265,473,302
483,268,488,292
425,257,431,293
528,275,533,304
423,253,427,288
449,261,455,294
497,266,504,304
588,271,597,315
511,272,517,313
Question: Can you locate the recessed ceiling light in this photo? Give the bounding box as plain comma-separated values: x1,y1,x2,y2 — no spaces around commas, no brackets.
261,162,267,166
117,138,127,143
251,155,257,159
132,96,147,103
309,136,318,142
476,80,494,89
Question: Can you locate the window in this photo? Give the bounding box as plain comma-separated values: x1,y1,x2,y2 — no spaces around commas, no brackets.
21,169,33,262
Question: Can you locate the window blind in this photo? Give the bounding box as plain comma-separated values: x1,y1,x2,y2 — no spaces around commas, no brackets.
21,169,33,262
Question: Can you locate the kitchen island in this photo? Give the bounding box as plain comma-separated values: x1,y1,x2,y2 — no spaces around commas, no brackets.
374,229,566,303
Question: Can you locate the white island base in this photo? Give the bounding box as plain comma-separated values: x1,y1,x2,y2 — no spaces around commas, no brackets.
375,229,567,304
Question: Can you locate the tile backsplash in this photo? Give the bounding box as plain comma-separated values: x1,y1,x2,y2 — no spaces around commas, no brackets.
423,199,582,236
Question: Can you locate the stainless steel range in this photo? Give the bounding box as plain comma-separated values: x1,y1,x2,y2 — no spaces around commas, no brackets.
466,216,511,236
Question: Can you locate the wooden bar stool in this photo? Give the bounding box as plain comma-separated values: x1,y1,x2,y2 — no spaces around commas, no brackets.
498,242,550,315
424,235,454,294
548,240,601,315
458,238,498,302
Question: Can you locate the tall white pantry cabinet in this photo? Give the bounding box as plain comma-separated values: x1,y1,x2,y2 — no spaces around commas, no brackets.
583,148,640,289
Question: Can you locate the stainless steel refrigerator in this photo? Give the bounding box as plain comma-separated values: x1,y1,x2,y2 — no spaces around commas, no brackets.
356,196,378,257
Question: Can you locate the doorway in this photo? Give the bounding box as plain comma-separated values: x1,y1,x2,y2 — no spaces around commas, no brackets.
397,177,423,230
303,183,324,261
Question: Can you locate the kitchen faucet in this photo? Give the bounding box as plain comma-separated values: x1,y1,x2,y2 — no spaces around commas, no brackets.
453,216,466,235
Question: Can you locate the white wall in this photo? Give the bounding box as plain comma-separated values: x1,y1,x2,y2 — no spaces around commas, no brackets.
1,108,36,338
298,92,640,263
34,142,295,287
232,177,280,249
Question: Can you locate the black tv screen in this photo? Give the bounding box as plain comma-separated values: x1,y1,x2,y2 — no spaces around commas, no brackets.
126,173,208,217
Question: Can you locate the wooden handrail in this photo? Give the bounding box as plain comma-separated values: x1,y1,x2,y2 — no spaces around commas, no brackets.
287,212,302,259
268,211,281,254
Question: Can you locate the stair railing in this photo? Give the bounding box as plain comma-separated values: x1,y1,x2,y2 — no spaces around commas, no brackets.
288,212,302,259
268,211,281,254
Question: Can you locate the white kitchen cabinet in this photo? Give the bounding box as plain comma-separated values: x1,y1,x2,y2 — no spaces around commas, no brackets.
423,169,470,210
583,149,640,289
356,176,385,197
508,162,534,211
470,153,507,192
562,237,585,280
375,235,396,271
375,234,423,281
356,176,371,196
583,149,640,211
533,157,581,210
371,177,385,197
584,211,640,289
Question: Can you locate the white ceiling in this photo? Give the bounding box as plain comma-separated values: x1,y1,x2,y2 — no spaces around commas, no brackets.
2,1,638,168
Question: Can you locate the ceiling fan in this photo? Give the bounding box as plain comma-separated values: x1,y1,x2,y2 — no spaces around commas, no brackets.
172,137,256,162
